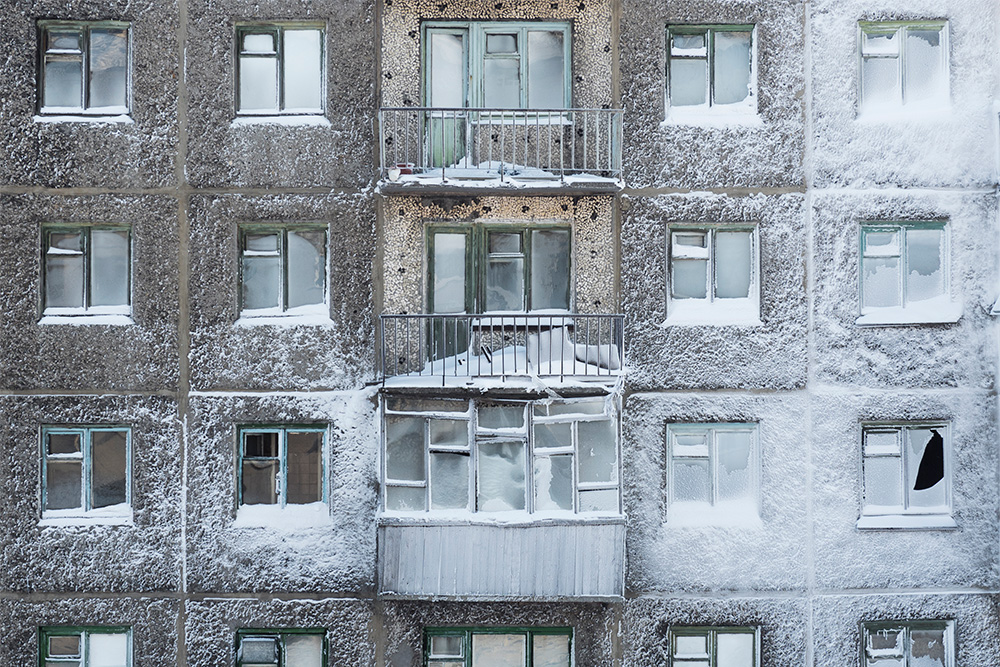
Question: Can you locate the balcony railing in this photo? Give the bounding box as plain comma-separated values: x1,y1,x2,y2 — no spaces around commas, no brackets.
379,313,624,383
378,107,623,184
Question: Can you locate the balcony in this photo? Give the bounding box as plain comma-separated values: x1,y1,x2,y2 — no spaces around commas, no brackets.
379,313,624,386
378,107,623,193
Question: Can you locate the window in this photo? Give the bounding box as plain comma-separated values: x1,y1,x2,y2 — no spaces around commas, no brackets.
42,227,130,318
383,397,619,514
429,224,570,313
669,627,758,667
240,227,326,317
424,21,571,109
862,621,954,667
425,627,571,666
38,22,130,116
859,423,954,529
858,222,960,325
42,427,130,519
236,25,324,115
666,424,759,525
666,26,755,116
667,226,758,323
859,22,948,114
40,627,130,666
236,630,325,667
239,427,325,507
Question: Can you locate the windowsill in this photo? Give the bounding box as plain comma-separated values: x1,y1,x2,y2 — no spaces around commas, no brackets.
856,105,951,124
34,113,133,124
856,514,958,530
666,501,763,529
233,502,332,529
379,510,624,526
39,313,134,326
662,106,761,127
231,114,330,127
40,507,133,527
235,307,333,327
855,301,963,327
662,300,762,327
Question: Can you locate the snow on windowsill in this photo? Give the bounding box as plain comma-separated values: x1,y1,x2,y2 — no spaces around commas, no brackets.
379,509,624,527
856,104,952,125
236,307,333,327
663,105,761,128
661,300,762,327
855,300,963,327
39,314,135,326
666,501,763,529
231,115,330,127
34,114,133,125
39,505,133,527
856,514,958,531
233,502,332,529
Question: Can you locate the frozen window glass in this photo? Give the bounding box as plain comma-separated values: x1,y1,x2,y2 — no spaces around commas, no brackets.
668,226,758,320
236,631,325,667
860,223,948,315
43,427,130,518
862,622,953,667
39,21,130,115
239,427,325,507
240,227,327,316
670,627,757,667
426,628,571,666
43,227,130,316
40,628,130,667
859,22,948,112
667,424,758,520
861,423,950,519
667,26,754,113
237,25,324,114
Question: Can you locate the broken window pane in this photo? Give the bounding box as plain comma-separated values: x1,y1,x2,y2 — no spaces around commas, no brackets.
527,31,565,108
430,451,470,509
907,428,946,508
670,58,707,106
472,633,526,666
432,233,467,313
385,417,425,481
91,430,128,508
905,228,944,303
46,460,83,510
284,634,324,667
90,230,129,307
578,419,617,483
532,634,571,667
531,229,571,310
286,431,323,504
283,29,323,110
89,28,128,109
715,231,752,299
242,460,279,505
533,454,573,510
713,31,751,105
477,440,526,511
88,632,129,667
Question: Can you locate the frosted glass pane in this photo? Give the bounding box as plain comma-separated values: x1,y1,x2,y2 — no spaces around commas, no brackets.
242,460,279,504
88,633,128,667
46,232,84,308
531,229,570,310
430,451,470,509
46,461,82,510
862,57,900,108
472,634,526,666
484,58,521,108
716,633,754,667
904,29,945,104
89,28,128,109
862,257,901,308
673,458,710,503
243,33,276,54
865,430,900,456
528,31,565,108
286,431,323,504
240,56,278,111
91,430,128,508
479,404,524,430
48,635,80,657
907,428,946,508
44,58,83,108
242,255,281,310
670,59,707,106
241,637,279,664
285,634,324,667
489,232,521,253
535,399,605,417
486,257,525,311
430,635,464,657
713,31,752,105
716,430,752,501
533,634,571,667
287,230,325,308
429,419,467,447
429,32,465,107
386,485,426,511
578,419,617,483
246,233,278,252
864,456,902,508
715,231,752,299
579,488,618,511
674,634,708,657
671,33,706,57
433,233,467,313
477,440,526,511
867,628,904,662
283,30,323,110
48,432,81,455
909,628,947,667
534,422,571,450
672,259,708,299
90,230,129,306
385,416,425,481
534,454,573,510
905,228,944,303
486,34,517,54
863,31,899,56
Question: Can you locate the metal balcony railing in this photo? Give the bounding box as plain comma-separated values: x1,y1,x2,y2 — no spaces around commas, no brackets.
378,107,624,183
379,313,624,383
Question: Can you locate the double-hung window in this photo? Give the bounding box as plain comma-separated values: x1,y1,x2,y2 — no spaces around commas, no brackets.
239,227,327,317
236,630,325,667
859,22,948,114
40,627,130,666
862,621,954,667
42,226,130,318
383,397,619,514
667,226,758,324
239,427,325,507
666,25,755,117
38,21,130,116
425,627,571,666
859,422,953,529
42,426,130,520
669,627,758,667
236,25,324,115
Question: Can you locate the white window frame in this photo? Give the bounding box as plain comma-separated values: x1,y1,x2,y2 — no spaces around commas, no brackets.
238,426,327,508
41,426,131,523
858,422,955,530
669,626,760,667
858,21,949,115
41,225,132,319
38,21,132,116
238,225,329,320
861,620,955,667
665,24,757,121
665,225,760,325
40,627,132,667
235,23,326,116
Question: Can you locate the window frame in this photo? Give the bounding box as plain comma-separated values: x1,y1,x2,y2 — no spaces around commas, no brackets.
857,21,949,113
237,425,327,508
860,620,955,667
668,626,760,667
41,225,132,317
37,20,132,116
238,225,329,318
235,23,327,116
665,24,756,117
424,626,573,666
235,628,327,667
41,425,132,520
39,626,132,667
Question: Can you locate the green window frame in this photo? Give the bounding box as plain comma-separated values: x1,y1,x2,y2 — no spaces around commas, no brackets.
669,626,759,667
861,422,951,519
42,226,131,317
235,24,325,115
425,627,572,666
238,426,326,507
667,225,758,318
858,22,948,112
666,423,759,518
239,226,328,316
423,21,572,109
861,620,954,667
38,21,131,115
666,25,754,112
42,426,131,518
39,626,131,667
859,222,948,315
235,629,327,667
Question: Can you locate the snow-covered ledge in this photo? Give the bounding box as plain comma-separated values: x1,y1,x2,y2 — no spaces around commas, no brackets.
34,114,134,124
233,502,332,529
856,514,958,531
230,115,330,127
39,504,133,527
855,301,963,327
